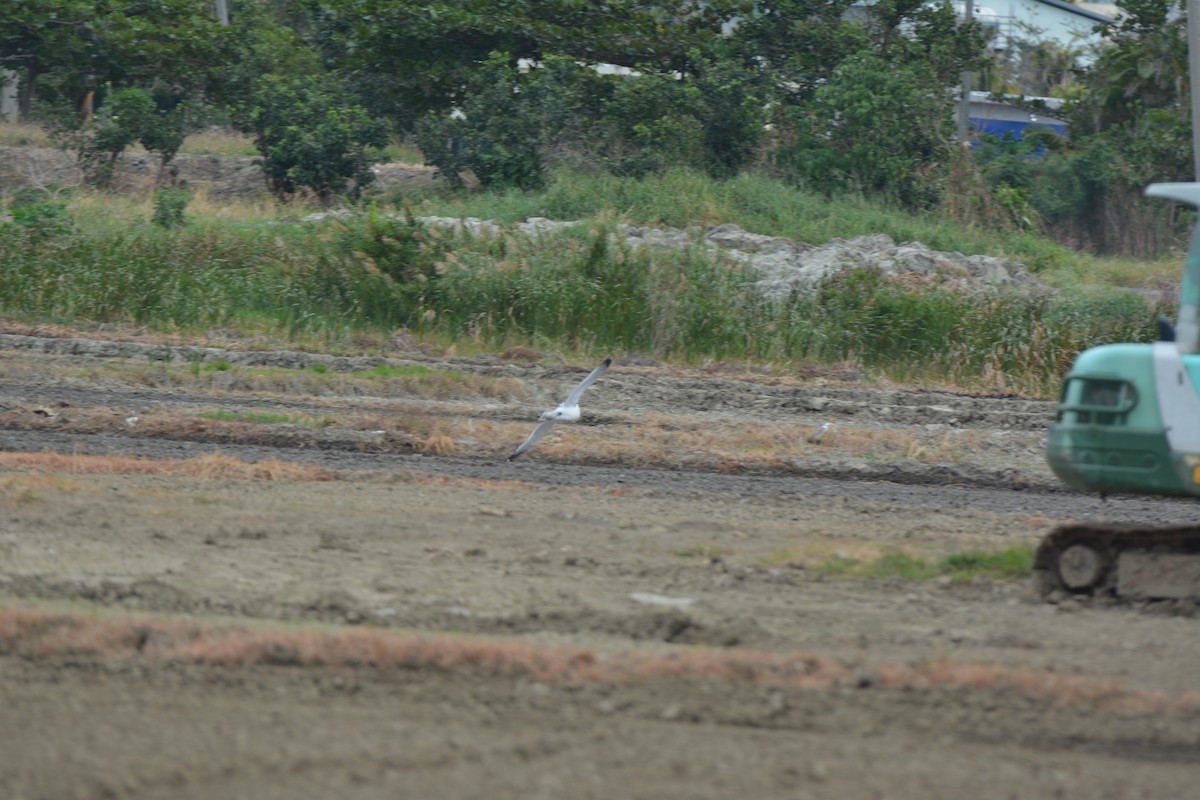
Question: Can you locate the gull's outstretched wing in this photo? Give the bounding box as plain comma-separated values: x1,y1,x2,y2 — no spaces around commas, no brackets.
507,418,558,461
563,357,612,406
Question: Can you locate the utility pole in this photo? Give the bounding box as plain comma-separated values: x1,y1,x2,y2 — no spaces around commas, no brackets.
215,0,229,26
1190,0,1200,179
956,0,975,143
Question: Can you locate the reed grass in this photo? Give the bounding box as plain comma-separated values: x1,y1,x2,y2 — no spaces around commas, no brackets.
0,171,1171,396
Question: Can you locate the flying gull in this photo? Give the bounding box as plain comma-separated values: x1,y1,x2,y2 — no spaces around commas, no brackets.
507,357,612,461
807,420,835,444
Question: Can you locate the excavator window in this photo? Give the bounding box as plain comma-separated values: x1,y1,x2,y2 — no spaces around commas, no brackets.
1058,378,1136,425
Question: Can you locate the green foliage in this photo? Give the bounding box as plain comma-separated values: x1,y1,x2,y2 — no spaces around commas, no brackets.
417,169,1079,273
974,112,1190,256
974,0,1190,256
778,52,953,209
725,0,865,104
70,87,155,186
151,184,192,229
247,75,390,203
414,54,587,190
0,217,409,335
0,178,1166,394
313,0,748,126
197,409,302,425
3,190,73,241
50,86,200,187
596,71,708,179
598,56,768,179
328,206,450,306
0,1,231,120
414,51,767,189
217,0,324,110
941,547,1035,581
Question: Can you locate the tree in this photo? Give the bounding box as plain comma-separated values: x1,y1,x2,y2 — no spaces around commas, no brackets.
0,1,232,120
413,54,599,190
598,53,768,179
1007,0,1191,254
725,0,866,105
1070,0,1186,134
49,86,199,187
0,1,96,120
247,75,390,203
738,1,985,207
413,49,768,189
309,0,749,128
779,52,955,208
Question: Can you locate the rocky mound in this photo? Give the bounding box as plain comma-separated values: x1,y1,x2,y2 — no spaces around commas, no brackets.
408,215,1042,296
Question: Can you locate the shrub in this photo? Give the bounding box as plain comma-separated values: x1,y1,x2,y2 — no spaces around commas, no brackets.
3,190,72,241
247,75,390,203
328,205,450,304
151,184,192,229
598,57,767,179
776,52,954,209
414,54,598,191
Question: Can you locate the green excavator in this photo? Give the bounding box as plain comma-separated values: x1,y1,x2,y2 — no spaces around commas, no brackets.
1037,182,1200,601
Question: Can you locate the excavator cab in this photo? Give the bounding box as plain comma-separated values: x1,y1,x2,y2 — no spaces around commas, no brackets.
1045,343,1183,496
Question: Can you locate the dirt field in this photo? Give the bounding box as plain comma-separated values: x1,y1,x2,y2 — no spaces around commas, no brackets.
3,329,1200,799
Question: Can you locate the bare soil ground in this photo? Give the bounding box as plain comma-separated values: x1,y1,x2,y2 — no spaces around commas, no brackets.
3,329,1200,799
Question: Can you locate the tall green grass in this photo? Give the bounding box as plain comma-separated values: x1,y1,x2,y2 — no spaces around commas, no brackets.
0,175,1168,395
408,218,1156,393
0,214,412,338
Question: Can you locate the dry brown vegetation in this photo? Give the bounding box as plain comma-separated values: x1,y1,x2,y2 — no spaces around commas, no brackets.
3,607,1198,717
0,452,336,481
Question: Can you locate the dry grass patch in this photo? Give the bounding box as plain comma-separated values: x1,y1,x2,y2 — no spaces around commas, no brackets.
56,358,526,403
179,129,258,157
0,451,336,481
830,427,986,463
381,470,534,493
759,540,889,570
3,607,1199,716
0,121,54,148
0,473,87,493
0,474,89,507
489,414,989,472
415,433,458,456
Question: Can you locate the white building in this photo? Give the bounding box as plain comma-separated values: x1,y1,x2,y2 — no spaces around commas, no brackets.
961,0,1116,63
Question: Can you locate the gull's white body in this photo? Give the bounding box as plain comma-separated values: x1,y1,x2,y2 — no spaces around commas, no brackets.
507,358,611,461
807,421,834,444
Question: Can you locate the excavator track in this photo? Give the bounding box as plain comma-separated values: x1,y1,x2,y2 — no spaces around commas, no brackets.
1034,523,1200,605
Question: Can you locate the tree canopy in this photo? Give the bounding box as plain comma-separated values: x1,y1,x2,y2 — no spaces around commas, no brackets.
1,0,1195,252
